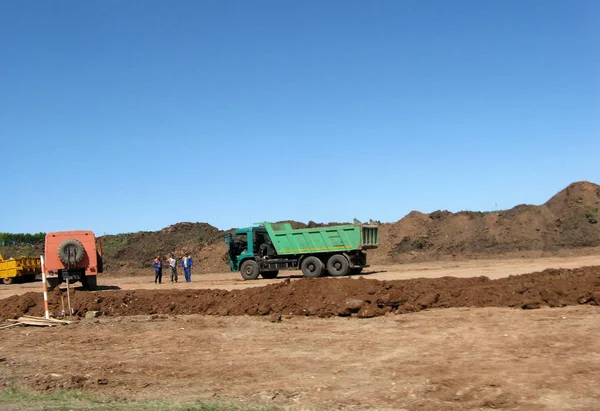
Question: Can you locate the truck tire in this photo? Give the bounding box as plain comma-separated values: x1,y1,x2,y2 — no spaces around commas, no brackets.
3,277,16,285
82,275,97,290
301,256,324,278
240,260,260,280
260,270,279,279
58,239,86,265
97,252,104,273
327,254,350,276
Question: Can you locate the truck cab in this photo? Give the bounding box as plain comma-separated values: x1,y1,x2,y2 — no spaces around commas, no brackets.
226,227,270,271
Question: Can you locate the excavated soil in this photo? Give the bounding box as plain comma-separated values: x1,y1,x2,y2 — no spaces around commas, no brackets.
369,181,600,264
1,266,598,321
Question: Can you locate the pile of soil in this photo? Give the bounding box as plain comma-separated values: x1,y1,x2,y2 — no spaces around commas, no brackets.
1,266,598,321
0,244,43,259
370,181,600,264
100,222,230,273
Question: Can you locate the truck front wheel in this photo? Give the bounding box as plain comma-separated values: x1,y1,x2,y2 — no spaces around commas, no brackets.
327,254,350,276
240,260,260,280
301,257,324,278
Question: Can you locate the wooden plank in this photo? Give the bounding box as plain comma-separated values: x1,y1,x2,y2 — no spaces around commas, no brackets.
21,315,73,324
17,321,55,327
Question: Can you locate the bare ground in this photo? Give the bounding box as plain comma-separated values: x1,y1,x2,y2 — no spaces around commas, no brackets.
1,255,600,410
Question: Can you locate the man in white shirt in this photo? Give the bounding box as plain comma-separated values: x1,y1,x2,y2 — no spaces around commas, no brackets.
167,253,178,283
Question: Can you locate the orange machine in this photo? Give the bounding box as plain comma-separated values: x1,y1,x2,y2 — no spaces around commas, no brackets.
44,231,103,290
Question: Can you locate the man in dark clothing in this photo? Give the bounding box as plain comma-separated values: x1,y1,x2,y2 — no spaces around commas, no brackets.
153,256,163,284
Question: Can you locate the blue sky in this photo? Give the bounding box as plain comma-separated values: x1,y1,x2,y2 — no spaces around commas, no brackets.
1,0,598,235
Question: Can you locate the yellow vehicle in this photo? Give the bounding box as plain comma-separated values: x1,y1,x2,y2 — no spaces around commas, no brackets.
0,251,41,284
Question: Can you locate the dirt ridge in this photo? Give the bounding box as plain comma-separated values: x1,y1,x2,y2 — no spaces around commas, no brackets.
1,265,598,320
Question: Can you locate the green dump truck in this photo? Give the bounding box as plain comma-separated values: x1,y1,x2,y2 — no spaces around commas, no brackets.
225,220,379,280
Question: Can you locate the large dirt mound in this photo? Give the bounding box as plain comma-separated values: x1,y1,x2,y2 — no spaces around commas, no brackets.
0,244,43,259
1,266,598,320
100,222,229,273
370,181,600,264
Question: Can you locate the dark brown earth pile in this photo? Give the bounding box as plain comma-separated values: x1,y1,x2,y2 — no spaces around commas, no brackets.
100,222,229,273
0,244,43,259
1,266,598,321
370,181,600,264
277,220,352,229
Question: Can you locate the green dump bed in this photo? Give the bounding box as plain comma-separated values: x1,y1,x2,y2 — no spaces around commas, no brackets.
263,222,379,256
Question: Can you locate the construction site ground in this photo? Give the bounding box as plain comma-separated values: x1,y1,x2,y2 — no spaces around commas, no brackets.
1,255,600,410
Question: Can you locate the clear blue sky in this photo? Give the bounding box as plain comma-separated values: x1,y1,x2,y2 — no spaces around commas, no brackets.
1,0,598,235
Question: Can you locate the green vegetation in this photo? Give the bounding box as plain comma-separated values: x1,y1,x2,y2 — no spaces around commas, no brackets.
0,232,45,246
100,234,130,254
586,207,599,224
481,209,509,215
0,387,279,411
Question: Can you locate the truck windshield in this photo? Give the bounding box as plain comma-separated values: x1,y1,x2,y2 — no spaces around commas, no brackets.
231,233,248,256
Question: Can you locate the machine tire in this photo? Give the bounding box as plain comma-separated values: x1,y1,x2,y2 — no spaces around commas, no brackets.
301,256,324,278
260,270,279,279
3,277,16,285
58,239,86,265
240,260,260,280
82,275,97,290
350,267,363,275
327,254,350,276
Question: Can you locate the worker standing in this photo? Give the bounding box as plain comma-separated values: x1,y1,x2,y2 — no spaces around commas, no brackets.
153,255,163,284
181,252,193,282
167,253,178,283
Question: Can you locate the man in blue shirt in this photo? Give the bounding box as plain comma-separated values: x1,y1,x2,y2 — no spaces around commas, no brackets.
181,252,193,282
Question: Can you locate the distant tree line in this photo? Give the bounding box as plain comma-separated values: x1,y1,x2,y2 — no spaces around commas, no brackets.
0,232,45,246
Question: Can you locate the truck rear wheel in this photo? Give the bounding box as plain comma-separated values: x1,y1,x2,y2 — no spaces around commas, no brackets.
47,278,61,290
301,256,324,278
260,270,279,279
240,260,260,280
3,277,16,285
82,275,97,290
327,254,350,276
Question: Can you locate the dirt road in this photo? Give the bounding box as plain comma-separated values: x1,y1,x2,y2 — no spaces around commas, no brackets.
1,255,599,410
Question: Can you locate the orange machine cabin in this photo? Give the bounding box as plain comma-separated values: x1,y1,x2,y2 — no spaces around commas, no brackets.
44,230,103,290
